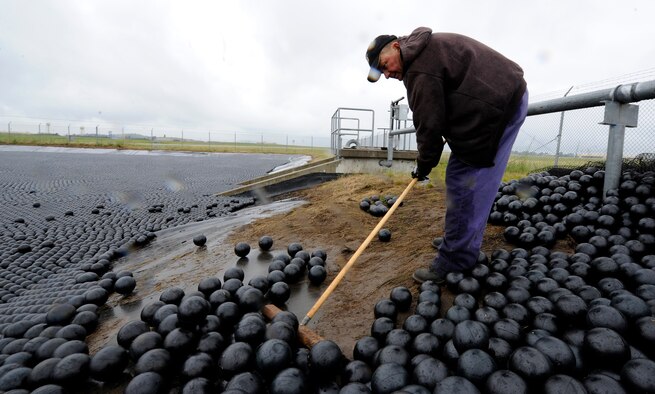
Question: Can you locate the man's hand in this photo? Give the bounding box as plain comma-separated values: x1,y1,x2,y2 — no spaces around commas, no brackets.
411,165,430,182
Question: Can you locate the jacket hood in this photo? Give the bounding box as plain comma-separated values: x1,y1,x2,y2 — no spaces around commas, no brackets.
398,27,433,68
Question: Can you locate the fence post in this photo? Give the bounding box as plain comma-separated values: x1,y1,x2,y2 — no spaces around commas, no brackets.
600,100,639,195
151,128,154,150
68,124,70,143
554,86,574,167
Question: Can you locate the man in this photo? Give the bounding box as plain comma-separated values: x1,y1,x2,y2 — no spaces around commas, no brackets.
366,27,528,284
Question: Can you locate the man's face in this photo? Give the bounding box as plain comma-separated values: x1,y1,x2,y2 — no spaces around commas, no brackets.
378,42,403,81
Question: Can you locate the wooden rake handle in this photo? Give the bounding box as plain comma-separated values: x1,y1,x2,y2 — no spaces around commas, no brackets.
262,304,324,348
300,177,418,326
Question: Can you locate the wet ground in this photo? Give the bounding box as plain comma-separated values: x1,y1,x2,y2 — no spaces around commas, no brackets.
86,198,319,354
0,147,304,325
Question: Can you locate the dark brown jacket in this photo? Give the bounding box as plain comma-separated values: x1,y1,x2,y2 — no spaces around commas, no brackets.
400,27,527,169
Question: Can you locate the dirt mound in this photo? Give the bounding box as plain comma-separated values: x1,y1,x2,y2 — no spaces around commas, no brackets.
226,173,575,357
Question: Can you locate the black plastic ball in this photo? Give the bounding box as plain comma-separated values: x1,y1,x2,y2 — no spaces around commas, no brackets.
583,327,630,370
181,352,214,380
256,338,293,377
117,320,151,350
268,282,290,306
457,348,497,386
287,243,303,257
412,357,448,390
508,346,553,384
134,348,172,375
310,340,343,377
308,265,327,285
193,235,207,246
378,229,392,242
453,320,489,353
177,296,210,327
269,367,306,394
160,288,185,305
389,287,412,311
197,277,222,298
352,336,379,365
234,242,251,258
485,369,528,394
258,236,274,251
124,372,164,394
370,362,408,394
219,342,254,378
433,376,480,394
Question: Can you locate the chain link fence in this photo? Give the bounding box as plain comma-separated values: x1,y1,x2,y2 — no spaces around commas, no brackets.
0,120,331,155
517,74,655,168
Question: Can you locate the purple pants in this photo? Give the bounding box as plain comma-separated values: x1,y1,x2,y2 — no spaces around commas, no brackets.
433,90,529,275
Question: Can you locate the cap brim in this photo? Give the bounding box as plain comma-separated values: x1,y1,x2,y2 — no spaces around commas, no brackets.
367,67,381,83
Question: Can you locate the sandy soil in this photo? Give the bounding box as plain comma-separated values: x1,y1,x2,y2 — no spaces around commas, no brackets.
81,172,580,392
223,173,575,358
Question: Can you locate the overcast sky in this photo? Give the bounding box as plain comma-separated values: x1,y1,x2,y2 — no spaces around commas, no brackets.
1,1,654,145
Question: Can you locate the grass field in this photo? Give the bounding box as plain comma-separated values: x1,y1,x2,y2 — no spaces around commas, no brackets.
425,153,595,184
0,132,332,160
0,131,597,183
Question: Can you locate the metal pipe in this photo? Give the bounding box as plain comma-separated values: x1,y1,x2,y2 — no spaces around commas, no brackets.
528,80,655,116
387,128,418,162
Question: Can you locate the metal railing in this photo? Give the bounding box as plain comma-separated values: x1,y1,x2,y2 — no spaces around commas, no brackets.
330,107,375,157
359,79,655,195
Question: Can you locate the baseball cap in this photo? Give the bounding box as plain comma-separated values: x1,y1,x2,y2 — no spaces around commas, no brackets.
366,34,397,82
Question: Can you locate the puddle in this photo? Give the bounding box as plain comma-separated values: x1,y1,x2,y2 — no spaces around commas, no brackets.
87,197,327,352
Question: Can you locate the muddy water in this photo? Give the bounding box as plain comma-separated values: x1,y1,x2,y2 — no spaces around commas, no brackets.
87,198,325,353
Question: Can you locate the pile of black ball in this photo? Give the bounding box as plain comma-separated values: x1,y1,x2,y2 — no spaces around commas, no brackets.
359,194,401,218
344,167,654,393
263,241,329,296
82,269,343,393
0,153,267,392
490,167,654,253
0,278,127,392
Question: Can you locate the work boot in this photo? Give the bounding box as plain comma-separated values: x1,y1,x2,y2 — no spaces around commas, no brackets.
412,267,446,285
431,237,443,250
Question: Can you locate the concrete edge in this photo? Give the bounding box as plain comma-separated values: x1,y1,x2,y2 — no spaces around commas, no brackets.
218,159,341,196
238,156,338,186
